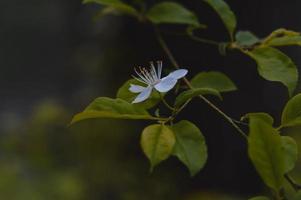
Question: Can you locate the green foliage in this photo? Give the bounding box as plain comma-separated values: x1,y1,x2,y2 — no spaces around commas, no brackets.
235,31,260,47
263,28,301,47
203,0,236,40
117,79,161,109
175,88,222,108
281,136,298,173
191,71,237,92
83,0,139,17
146,2,201,27
245,47,298,96
293,191,301,200
248,116,285,192
248,196,270,200
70,97,161,125
140,124,176,171
171,120,207,176
281,93,301,127
241,112,274,125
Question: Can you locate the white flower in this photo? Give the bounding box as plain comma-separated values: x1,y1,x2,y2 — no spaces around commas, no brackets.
129,61,188,103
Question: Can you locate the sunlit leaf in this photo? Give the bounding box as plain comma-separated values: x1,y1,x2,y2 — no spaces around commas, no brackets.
281,94,301,127
248,116,285,191
263,28,301,47
117,79,161,109
175,88,221,107
246,47,298,96
70,97,160,125
141,124,176,171
171,120,207,176
235,31,260,47
282,136,298,173
191,71,237,92
83,0,139,17
241,112,274,125
203,0,236,40
146,2,200,27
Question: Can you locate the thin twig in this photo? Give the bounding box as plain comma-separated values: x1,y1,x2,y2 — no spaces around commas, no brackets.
154,26,248,139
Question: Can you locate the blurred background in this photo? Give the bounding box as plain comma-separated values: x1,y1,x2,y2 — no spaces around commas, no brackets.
1,0,301,199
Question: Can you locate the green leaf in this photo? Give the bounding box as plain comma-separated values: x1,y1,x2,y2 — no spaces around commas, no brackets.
203,0,236,40
281,94,301,127
263,28,301,47
245,47,298,96
293,191,301,200
70,97,160,125
83,0,139,17
171,120,207,176
141,124,176,171
191,71,237,92
249,197,270,200
282,136,298,173
117,79,161,109
241,112,274,125
175,88,222,107
235,31,260,47
146,2,200,27
248,116,285,191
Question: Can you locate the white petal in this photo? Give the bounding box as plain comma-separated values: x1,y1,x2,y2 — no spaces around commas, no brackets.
154,77,177,93
129,84,146,93
166,69,188,79
132,86,153,103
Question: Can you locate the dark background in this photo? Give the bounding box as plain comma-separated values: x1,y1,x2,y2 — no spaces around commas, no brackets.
0,0,300,199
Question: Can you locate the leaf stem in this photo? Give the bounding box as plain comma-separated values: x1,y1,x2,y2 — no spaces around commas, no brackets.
160,93,176,111
188,34,220,46
154,26,248,140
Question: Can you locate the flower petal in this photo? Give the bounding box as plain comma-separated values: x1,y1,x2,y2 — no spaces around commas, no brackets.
129,84,146,93
154,77,177,93
132,86,153,103
166,69,188,79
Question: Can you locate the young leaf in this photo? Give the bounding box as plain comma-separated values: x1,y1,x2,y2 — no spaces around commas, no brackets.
248,116,285,192
146,2,201,27
70,97,160,125
171,120,207,176
141,124,176,171
241,112,274,125
117,79,161,109
249,197,270,200
281,93,301,127
282,136,298,173
263,28,301,47
83,0,139,17
175,88,222,107
203,0,236,40
191,71,237,92
245,47,298,97
235,31,260,47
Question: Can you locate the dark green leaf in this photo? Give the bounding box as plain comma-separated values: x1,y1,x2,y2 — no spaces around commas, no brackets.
191,71,237,92
282,136,298,173
141,124,176,171
203,0,236,40
281,94,301,127
175,88,221,107
241,112,274,125
171,120,207,176
293,191,301,200
70,97,160,125
235,31,260,47
248,116,285,191
83,0,139,17
264,28,301,47
246,47,298,96
146,2,200,27
249,197,270,200
117,79,161,109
